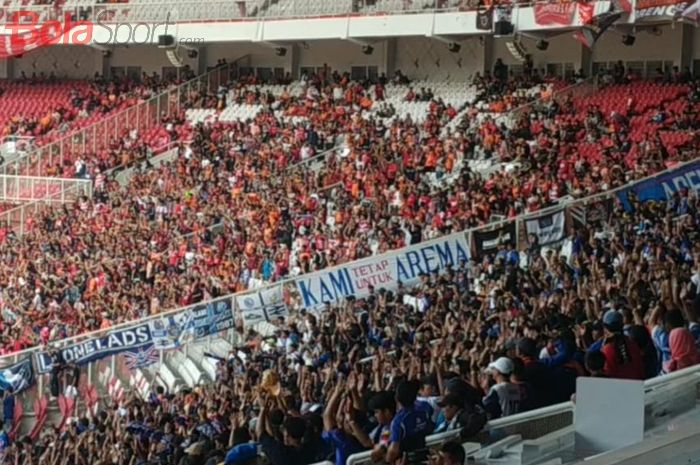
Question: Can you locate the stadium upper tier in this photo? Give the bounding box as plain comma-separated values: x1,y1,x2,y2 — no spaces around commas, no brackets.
0,0,580,23
0,70,694,356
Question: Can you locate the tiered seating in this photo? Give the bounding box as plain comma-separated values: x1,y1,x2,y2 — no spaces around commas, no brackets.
567,82,690,166
0,0,478,24
261,0,351,17
0,81,90,136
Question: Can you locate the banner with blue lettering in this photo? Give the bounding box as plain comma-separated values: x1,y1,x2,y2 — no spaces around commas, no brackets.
149,296,234,350
617,161,700,212
295,232,470,309
35,325,152,374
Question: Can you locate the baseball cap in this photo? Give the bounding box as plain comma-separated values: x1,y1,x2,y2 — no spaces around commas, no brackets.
224,443,258,465
444,377,481,406
517,337,538,357
603,309,623,332
487,357,514,375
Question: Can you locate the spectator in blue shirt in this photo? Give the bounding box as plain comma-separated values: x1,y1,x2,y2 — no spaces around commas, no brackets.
322,378,364,465
0,420,9,453
2,389,14,428
382,381,433,465
346,391,395,463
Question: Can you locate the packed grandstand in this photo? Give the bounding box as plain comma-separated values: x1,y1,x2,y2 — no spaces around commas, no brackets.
0,2,696,465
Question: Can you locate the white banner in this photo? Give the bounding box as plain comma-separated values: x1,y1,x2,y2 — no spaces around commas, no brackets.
294,232,470,309
235,285,289,328
525,208,566,246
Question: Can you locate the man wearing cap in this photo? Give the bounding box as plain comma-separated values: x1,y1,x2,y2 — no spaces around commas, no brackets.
482,357,521,419
433,394,464,434
223,439,259,465
516,338,553,410
600,310,644,380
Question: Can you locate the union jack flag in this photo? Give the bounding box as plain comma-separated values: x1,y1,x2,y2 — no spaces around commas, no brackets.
123,345,160,370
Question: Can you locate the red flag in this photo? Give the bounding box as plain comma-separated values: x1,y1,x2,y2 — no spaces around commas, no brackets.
577,0,596,24
534,2,577,25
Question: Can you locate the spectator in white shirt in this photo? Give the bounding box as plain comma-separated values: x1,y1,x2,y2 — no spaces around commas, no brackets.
482,357,522,419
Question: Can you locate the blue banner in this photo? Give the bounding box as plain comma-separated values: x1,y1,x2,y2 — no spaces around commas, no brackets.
150,297,234,350
35,324,152,374
34,298,234,374
0,357,33,393
617,161,700,212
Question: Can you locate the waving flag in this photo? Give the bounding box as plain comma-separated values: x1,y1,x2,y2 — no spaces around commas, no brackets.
577,0,596,23
677,0,700,22
0,358,33,393
574,10,622,48
123,345,160,370
637,0,689,20
476,8,494,30
535,2,577,25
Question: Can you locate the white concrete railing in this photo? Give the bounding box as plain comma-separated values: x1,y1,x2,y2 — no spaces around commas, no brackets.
345,365,700,465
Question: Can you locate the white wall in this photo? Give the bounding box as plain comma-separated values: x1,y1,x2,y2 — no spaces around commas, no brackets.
491,26,682,76
110,46,198,76
297,39,385,75
693,26,700,59
592,24,682,65
395,37,484,82
12,46,102,79
493,35,583,72
205,42,291,70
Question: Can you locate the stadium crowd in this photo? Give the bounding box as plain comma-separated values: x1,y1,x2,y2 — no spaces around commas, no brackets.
0,70,195,147
0,65,697,464
0,67,695,353
2,186,700,465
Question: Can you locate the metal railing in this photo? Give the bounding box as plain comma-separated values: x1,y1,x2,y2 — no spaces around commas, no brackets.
0,175,92,203
0,135,35,162
0,179,93,235
0,64,235,178
0,0,584,25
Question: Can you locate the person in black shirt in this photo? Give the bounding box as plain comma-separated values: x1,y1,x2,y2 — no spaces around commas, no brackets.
257,397,318,465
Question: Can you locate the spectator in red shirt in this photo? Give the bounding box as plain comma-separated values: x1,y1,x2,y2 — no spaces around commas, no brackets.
601,310,645,380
